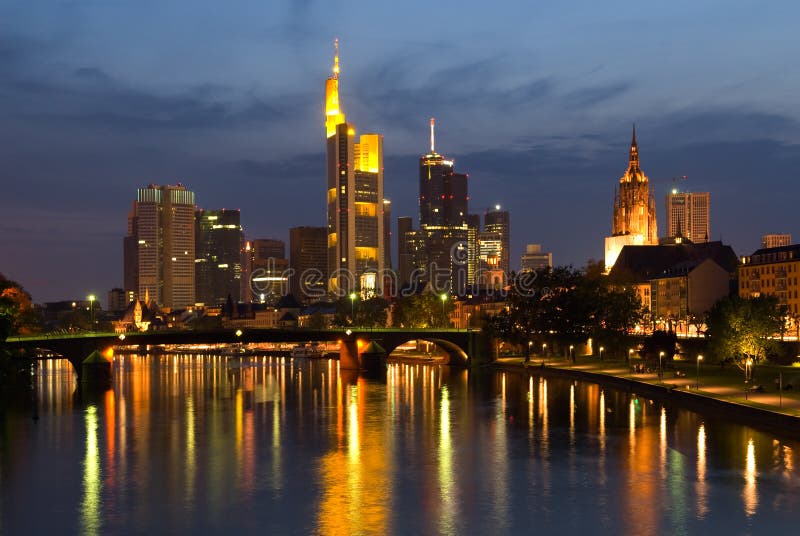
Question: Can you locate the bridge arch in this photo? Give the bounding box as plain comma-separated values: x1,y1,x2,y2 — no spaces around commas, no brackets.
381,337,469,367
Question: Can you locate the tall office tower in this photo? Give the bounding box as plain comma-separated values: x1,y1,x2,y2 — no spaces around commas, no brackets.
195,209,243,305
245,238,288,304
762,234,792,249
520,244,553,271
125,184,196,309
289,226,328,303
483,206,510,276
604,126,658,271
416,118,470,294
324,40,385,295
123,213,139,304
665,190,710,243
397,216,414,286
383,199,392,271
467,213,481,287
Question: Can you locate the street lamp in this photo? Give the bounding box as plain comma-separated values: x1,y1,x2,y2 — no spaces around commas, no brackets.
542,343,547,365
659,351,665,381
87,294,96,332
440,293,448,327
569,344,575,363
350,292,357,326
696,354,703,390
599,346,604,361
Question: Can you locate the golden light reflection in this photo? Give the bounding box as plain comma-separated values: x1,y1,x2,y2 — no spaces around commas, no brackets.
744,439,758,517
438,385,456,534
569,383,575,444
696,424,707,519
80,405,101,536
185,396,196,507
783,445,794,479
659,407,667,480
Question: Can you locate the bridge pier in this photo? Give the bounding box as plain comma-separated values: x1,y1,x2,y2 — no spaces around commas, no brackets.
339,339,360,370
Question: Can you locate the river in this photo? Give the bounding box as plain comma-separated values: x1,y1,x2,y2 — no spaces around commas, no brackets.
0,354,798,534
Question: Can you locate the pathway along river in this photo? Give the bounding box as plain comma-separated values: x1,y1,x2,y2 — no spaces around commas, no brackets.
1,354,799,534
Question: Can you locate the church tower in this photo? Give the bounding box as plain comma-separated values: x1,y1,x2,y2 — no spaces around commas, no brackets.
604,126,658,271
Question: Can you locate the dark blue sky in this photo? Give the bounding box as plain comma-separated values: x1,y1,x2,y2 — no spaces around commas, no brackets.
1,0,799,303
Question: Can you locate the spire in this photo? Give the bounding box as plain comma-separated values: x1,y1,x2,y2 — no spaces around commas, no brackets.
333,38,340,79
430,117,435,153
629,123,639,168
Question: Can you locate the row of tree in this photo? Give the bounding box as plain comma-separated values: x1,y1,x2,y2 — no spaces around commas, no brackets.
486,264,644,358
330,292,455,328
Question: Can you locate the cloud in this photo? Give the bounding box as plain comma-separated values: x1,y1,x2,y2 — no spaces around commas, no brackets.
563,81,634,108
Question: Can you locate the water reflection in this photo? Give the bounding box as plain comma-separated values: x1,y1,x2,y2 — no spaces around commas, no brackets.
0,356,798,534
80,405,101,536
744,438,758,516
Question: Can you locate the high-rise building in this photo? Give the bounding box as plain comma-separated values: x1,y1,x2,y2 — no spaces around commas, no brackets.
467,213,481,287
521,244,553,272
289,227,328,303
244,239,289,304
762,234,792,249
604,126,658,271
405,119,471,294
383,199,392,271
325,40,385,295
107,288,127,312
195,209,243,306
125,184,196,309
397,216,414,287
484,206,510,276
665,190,710,243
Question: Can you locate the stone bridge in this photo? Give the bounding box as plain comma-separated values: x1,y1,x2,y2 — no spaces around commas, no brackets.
5,328,490,376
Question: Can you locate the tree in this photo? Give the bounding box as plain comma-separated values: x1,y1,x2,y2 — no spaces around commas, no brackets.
334,296,389,327
0,274,42,335
392,293,453,328
705,295,786,372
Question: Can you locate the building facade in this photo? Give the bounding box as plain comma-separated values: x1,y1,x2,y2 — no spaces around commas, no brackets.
289,226,328,303
665,190,710,243
125,184,196,309
739,244,800,316
244,239,289,304
325,40,385,295
762,234,792,249
195,208,243,306
520,244,553,272
605,126,658,271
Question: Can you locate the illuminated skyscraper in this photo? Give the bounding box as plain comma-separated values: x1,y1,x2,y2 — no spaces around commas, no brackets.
604,126,658,271
195,209,243,305
666,190,709,243
125,184,196,309
484,206,510,276
413,119,470,294
325,40,385,295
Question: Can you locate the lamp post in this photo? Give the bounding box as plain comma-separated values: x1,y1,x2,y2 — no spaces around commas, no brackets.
696,354,703,389
440,293,448,327
599,346,604,361
542,343,547,365
87,294,96,332
659,351,665,381
569,344,575,363
350,292,357,326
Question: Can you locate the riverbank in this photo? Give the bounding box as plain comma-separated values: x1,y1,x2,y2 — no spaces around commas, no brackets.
492,354,800,439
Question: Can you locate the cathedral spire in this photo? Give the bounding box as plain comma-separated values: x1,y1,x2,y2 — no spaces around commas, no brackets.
629,123,639,168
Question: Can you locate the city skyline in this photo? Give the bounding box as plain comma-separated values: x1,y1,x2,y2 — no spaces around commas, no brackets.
2,1,800,301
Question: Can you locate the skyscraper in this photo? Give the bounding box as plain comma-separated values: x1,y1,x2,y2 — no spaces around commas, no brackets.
397,216,414,287
125,184,196,309
484,206,510,276
604,126,658,271
325,40,385,295
665,190,710,243
195,209,243,305
412,119,470,294
383,199,392,271
762,234,791,249
289,226,328,303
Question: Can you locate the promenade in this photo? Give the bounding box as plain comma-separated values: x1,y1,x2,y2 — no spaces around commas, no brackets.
496,353,800,418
